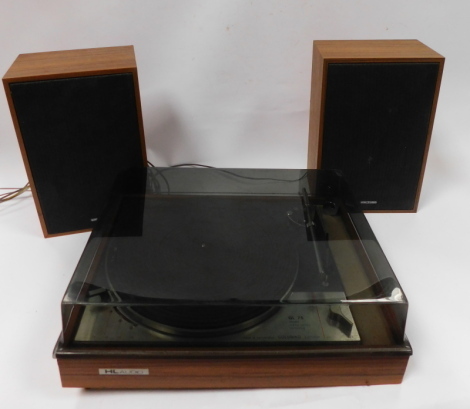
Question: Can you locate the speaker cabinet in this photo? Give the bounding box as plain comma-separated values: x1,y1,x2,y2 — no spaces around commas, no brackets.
3,46,147,237
308,40,444,212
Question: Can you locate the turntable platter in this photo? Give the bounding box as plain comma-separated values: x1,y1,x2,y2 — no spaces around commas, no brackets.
104,196,304,335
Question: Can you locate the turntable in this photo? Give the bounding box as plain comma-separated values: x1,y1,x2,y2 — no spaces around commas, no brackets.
54,168,411,388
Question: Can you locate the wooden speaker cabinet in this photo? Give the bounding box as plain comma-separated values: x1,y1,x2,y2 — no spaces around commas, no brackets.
308,40,444,212
3,46,147,237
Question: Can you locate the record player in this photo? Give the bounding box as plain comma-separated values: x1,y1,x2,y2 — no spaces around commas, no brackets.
53,167,412,388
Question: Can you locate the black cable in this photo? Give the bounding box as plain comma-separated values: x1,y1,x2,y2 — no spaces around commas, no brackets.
169,163,308,183
145,161,308,194
170,163,214,169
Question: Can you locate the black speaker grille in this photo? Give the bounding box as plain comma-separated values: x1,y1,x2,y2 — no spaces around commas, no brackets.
10,73,145,234
322,62,439,211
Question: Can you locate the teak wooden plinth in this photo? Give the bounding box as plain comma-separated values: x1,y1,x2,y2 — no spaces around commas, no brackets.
56,349,410,389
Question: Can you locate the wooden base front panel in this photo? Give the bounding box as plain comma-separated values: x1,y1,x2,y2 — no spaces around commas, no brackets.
57,355,409,389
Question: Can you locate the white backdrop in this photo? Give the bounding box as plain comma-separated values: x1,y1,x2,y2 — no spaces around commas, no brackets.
1,1,470,408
